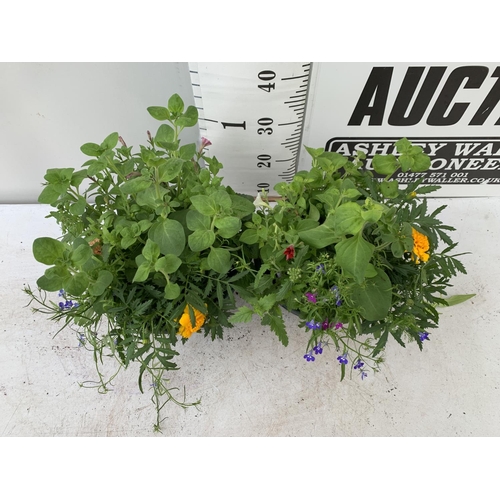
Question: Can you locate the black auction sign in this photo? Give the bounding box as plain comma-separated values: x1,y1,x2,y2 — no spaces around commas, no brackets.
301,63,500,196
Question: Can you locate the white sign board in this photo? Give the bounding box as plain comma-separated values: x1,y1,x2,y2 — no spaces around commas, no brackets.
301,63,500,197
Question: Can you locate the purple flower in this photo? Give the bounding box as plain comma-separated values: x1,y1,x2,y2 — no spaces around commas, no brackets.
322,319,330,330
313,343,323,355
305,320,321,330
58,289,65,297
337,353,348,365
335,322,343,330
419,332,430,341
304,351,315,362
354,360,364,370
305,292,317,303
59,299,78,311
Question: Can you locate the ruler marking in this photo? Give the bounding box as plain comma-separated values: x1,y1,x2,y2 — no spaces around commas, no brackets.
276,158,294,162
278,120,302,126
281,74,309,81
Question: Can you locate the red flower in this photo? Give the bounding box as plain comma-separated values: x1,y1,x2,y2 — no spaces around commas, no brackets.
284,245,295,260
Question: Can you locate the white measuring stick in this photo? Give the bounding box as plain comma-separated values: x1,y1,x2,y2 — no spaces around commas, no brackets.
189,62,313,196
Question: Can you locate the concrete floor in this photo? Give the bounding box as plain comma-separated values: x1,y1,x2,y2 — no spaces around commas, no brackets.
1,200,499,436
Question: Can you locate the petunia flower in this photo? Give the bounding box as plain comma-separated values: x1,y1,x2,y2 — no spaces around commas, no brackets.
283,245,295,261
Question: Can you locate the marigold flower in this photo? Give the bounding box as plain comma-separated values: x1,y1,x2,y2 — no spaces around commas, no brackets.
283,245,295,260
411,228,430,264
177,305,206,338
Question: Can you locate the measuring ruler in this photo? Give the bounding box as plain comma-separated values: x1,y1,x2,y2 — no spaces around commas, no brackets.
189,62,314,196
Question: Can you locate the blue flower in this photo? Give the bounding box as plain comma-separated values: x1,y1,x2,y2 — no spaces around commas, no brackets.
316,263,326,274
304,351,315,362
419,332,430,341
313,342,323,355
353,360,364,370
58,289,65,297
306,320,321,330
331,285,342,306
361,371,368,380
337,353,348,365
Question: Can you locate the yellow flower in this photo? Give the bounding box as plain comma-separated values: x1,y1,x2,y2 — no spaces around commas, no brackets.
177,305,206,338
411,228,430,264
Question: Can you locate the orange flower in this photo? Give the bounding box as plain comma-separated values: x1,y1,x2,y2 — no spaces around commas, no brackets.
177,305,206,338
411,228,430,264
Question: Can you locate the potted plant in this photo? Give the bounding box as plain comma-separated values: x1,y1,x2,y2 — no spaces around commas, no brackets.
231,139,473,380
25,94,257,430
25,94,472,430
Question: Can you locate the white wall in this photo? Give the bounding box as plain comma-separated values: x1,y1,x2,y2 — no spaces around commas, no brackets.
0,62,197,203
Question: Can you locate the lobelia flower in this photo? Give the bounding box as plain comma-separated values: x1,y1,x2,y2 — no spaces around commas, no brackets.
361,371,368,380
313,343,323,355
305,292,317,303
305,320,321,330
322,319,330,330
331,285,342,306
419,331,430,341
177,305,206,338
304,351,315,362
353,360,364,370
316,263,326,274
335,322,343,330
283,245,295,261
337,353,348,365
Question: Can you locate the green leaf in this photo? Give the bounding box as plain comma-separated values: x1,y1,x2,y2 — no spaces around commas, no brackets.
33,237,66,265
120,177,152,195
239,228,259,245
168,94,184,115
63,272,89,296
441,294,476,307
215,216,241,238
36,265,70,291
399,154,414,172
69,197,86,215
179,143,197,160
100,132,119,150
70,242,93,267
164,282,181,300
331,202,364,236
411,153,431,172
155,124,175,143
142,239,160,262
207,247,231,274
190,194,218,216
155,255,182,275
186,210,211,231
38,184,62,204
188,229,215,252
261,309,289,346
395,137,412,154
335,233,374,284
132,262,151,283
177,106,199,128
380,180,399,198
351,269,392,321
80,142,105,157
298,224,339,249
88,270,113,296
372,154,398,176
148,219,186,256
230,306,254,324
147,106,171,121
157,158,183,183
